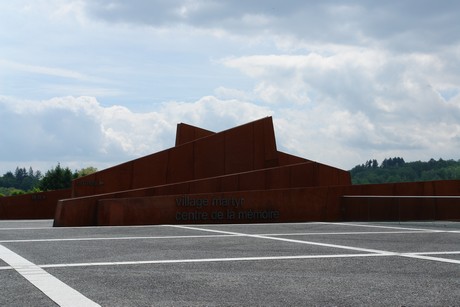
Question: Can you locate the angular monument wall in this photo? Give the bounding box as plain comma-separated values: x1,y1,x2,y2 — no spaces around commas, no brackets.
54,161,351,226
71,117,280,198
54,117,352,226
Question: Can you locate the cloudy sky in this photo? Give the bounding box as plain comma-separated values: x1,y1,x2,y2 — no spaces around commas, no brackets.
1,0,460,174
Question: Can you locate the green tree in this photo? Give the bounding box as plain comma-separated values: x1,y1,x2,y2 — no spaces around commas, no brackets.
11,189,25,195
350,157,460,184
38,163,74,191
75,166,98,178
0,171,16,188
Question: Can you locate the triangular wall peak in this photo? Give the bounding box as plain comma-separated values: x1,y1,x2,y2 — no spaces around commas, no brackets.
71,117,281,197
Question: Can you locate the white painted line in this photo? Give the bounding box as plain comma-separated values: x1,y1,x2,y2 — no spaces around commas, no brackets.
0,234,238,243
0,253,386,270
40,253,387,267
167,225,396,255
261,230,439,236
168,225,460,266
0,227,57,230
0,250,458,271
402,254,460,265
0,244,100,307
318,222,446,232
179,222,327,227
1,230,441,243
408,251,460,255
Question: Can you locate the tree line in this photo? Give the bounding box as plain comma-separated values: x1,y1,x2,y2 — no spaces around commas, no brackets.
0,164,97,196
350,157,460,184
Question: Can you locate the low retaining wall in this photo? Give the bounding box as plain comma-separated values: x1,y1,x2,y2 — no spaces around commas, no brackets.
0,189,71,219
55,180,460,227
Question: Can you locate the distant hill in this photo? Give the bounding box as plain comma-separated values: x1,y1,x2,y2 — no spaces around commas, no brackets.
350,157,460,184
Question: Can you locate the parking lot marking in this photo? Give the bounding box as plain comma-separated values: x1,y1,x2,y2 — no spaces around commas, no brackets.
0,234,238,243
41,253,387,267
0,244,100,307
167,225,396,255
403,254,460,264
168,224,460,265
409,251,460,255
261,230,438,236
0,248,457,271
0,230,441,244
319,222,445,232
0,253,388,270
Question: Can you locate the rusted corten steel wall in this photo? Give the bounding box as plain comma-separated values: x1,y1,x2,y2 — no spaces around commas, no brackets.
93,180,460,226
0,189,71,219
175,122,215,146
54,117,351,226
54,161,352,226
71,117,281,198
339,180,460,221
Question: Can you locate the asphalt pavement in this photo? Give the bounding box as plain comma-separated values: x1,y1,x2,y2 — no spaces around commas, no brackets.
1,220,459,306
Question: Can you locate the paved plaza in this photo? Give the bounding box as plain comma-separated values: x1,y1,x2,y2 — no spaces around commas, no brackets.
1,220,459,306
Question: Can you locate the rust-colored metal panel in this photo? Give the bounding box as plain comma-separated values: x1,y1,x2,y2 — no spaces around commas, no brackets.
325,186,348,221
316,162,352,186
339,180,460,221
96,187,335,226
317,164,337,186
435,198,460,220
224,123,254,174
338,171,352,185
265,165,291,189
98,161,134,193
340,197,369,221
252,117,278,168
238,170,266,191
434,180,460,195
262,117,279,166
98,197,177,226
175,123,215,146
189,178,221,194
393,181,424,196
194,132,225,179
73,162,133,197
167,142,194,183
0,189,71,219
277,151,308,166
290,162,316,187
399,197,436,220
132,150,169,188
72,173,98,197
53,197,98,227
220,175,239,192
154,182,190,196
